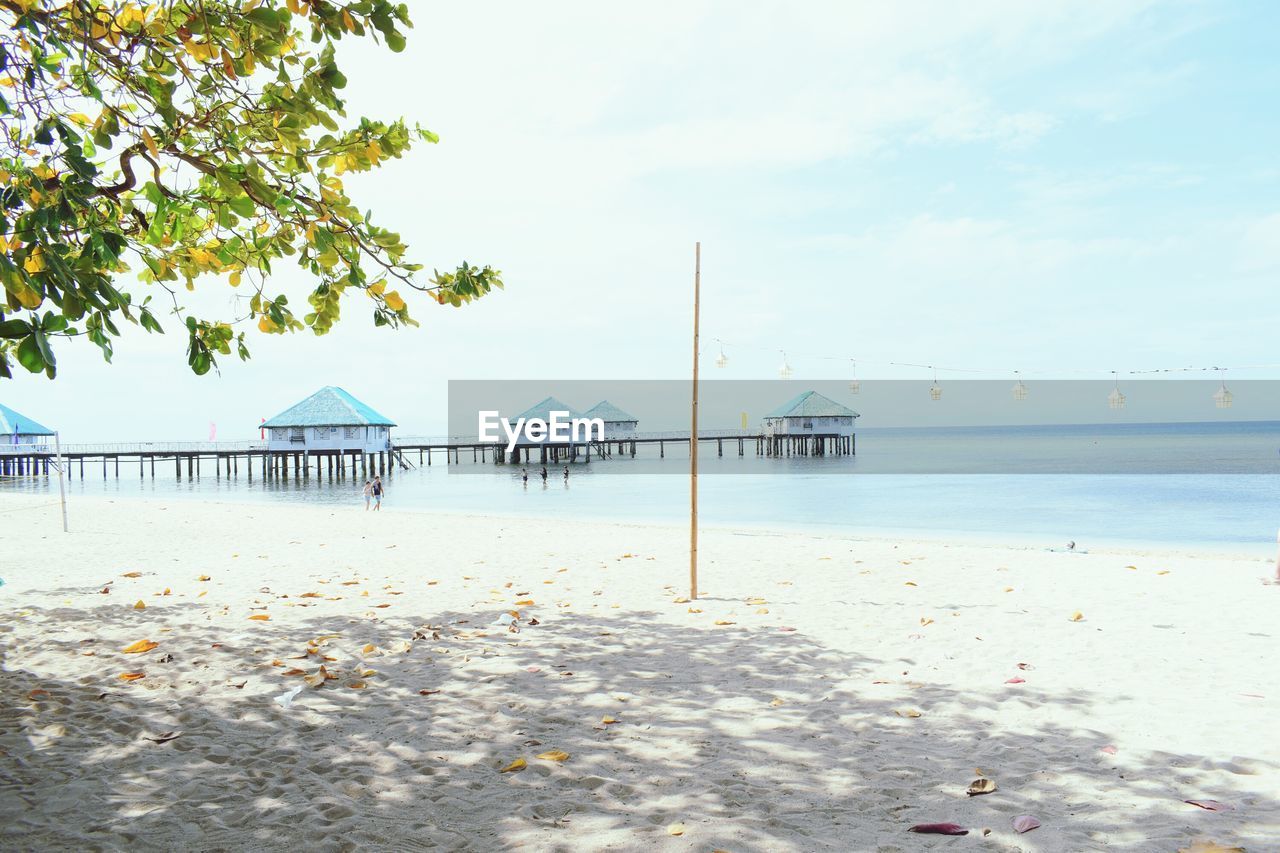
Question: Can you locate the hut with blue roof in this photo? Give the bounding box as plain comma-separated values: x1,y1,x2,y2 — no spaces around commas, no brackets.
583,400,638,439
762,390,858,456
262,387,395,455
1,402,55,449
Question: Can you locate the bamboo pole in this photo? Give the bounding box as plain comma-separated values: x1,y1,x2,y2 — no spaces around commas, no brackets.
690,241,700,600
54,431,68,533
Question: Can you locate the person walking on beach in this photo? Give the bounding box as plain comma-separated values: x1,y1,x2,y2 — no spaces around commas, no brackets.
563,466,569,482
371,475,383,511
362,480,372,511
540,466,548,484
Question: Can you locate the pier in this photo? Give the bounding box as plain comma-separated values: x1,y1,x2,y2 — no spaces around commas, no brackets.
0,430,854,480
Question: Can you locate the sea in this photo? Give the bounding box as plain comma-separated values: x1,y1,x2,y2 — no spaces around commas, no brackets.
4,421,1279,555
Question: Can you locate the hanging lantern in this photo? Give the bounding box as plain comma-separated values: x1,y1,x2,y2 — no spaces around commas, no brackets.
778,350,793,379
1108,372,1126,409
848,360,860,394
1012,371,1028,401
1213,371,1233,408
928,368,941,401
715,340,728,369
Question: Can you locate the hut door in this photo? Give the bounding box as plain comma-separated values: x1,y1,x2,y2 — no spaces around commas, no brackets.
290,427,305,444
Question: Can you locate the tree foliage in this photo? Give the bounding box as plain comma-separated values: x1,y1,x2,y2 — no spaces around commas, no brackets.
0,0,501,379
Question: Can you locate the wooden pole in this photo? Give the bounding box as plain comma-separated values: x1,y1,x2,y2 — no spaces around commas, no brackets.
690,241,700,600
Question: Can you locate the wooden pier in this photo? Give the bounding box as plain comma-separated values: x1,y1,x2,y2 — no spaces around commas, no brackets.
0,430,853,480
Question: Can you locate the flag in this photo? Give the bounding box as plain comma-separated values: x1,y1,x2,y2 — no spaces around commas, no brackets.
740,412,748,430
209,421,217,441
260,418,266,440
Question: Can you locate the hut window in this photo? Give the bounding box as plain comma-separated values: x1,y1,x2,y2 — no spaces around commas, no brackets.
802,420,814,429
289,427,304,442
271,428,287,440
344,426,360,439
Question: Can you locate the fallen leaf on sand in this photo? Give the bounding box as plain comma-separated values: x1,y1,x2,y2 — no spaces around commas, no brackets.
162,588,171,596
673,597,690,604
118,672,145,682
1016,662,1032,670
1012,815,1040,833
1178,844,1245,853
303,666,330,688
909,823,967,835
920,617,934,626
133,600,146,610
300,592,324,599
536,750,570,762
27,689,50,700
1004,586,1014,592
1185,800,1235,812
373,604,391,609
418,689,439,696
713,620,735,626
1101,745,1118,754
688,607,703,613
770,698,785,707
1157,570,1171,575
667,823,686,836
248,614,270,621
778,626,796,632
347,681,367,690
198,575,211,582
904,581,918,587
601,716,619,724
1005,677,1026,684
121,639,158,654
362,644,378,654
894,708,922,718
514,599,535,606
967,778,998,796
122,572,141,578
1069,611,1084,622
756,608,769,614
145,731,182,744
282,668,305,676
500,758,527,773
198,591,207,597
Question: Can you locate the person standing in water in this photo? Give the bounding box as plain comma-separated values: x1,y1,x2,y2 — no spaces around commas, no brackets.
563,466,569,482
371,475,383,511
362,480,372,511
521,468,528,486
540,466,548,484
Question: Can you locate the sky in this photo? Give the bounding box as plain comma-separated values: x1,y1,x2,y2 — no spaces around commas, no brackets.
5,0,1280,440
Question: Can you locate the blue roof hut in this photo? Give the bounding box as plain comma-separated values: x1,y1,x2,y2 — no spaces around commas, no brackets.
1,402,55,449
262,387,395,453
583,400,638,438
763,391,858,437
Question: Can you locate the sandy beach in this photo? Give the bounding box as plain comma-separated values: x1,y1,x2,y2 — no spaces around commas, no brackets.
1,494,1277,851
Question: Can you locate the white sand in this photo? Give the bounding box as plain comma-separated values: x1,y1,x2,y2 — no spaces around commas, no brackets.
1,495,1277,851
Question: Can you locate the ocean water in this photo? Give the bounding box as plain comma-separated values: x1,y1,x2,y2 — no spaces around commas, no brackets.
4,422,1279,555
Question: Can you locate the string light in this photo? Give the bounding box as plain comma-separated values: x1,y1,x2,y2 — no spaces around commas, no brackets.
1213,368,1233,408
715,339,728,369
778,350,793,379
1012,370,1028,401
929,367,942,401
1108,371,1126,409
848,360,860,394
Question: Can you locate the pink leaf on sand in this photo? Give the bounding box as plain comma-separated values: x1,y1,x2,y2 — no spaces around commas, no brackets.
1101,745,1118,754
1012,815,1041,834
908,823,968,835
1005,676,1026,684
778,626,797,632
1185,799,1234,812
525,666,541,673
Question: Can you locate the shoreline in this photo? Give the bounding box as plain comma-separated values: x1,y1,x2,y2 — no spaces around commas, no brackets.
1,490,1273,563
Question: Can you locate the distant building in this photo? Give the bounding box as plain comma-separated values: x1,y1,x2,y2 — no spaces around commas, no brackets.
762,390,858,437
508,396,588,446
583,400,638,439
1,402,55,451
261,387,394,453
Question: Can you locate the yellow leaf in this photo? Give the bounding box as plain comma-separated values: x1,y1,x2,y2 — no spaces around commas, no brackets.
248,614,270,621
118,672,146,682
514,599,534,606
673,596,689,604
499,758,526,773
368,279,386,296
347,681,367,689
121,639,158,654
770,697,785,707
920,617,934,626
198,591,207,598
133,600,146,610
536,750,570,762
258,315,277,333
601,716,619,724
667,823,686,836
198,575,211,581
141,128,158,159
23,248,45,274
1069,611,1084,622
1178,844,1246,853
362,643,377,654
162,588,171,596
687,607,702,613
966,778,998,796
904,581,917,587
341,9,355,31
894,708,922,718
229,270,242,287
713,620,735,626
756,608,769,614
383,290,406,311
